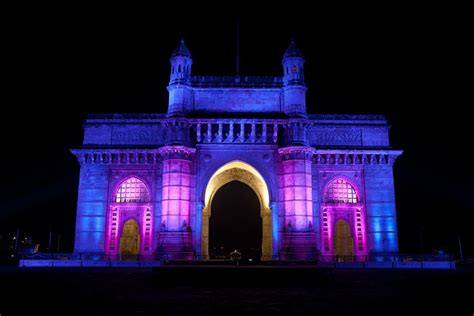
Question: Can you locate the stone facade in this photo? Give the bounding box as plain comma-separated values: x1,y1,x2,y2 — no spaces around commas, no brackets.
71,39,402,261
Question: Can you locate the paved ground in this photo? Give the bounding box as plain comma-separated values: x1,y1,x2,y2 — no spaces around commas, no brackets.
1,266,472,315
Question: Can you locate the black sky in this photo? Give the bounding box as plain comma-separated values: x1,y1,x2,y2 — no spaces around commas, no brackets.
1,4,471,256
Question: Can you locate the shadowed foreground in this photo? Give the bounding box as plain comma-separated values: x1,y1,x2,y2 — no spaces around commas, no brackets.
1,267,472,315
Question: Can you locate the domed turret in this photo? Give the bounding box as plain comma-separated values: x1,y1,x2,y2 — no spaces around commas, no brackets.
169,39,193,85
281,39,307,117
168,39,193,116
282,39,305,85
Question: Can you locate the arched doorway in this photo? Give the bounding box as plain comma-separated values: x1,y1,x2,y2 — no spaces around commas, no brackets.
334,220,354,260
321,177,366,260
120,219,140,260
202,161,272,260
107,176,153,259
209,181,262,260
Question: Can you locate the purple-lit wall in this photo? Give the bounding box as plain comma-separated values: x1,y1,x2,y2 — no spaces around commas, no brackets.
70,40,402,261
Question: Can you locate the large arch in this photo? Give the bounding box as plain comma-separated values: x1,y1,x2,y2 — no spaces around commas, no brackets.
202,161,272,260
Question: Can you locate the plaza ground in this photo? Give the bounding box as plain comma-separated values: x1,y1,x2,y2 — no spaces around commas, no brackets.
1,266,473,315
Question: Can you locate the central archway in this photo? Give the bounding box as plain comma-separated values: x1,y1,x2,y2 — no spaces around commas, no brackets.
209,181,262,259
202,161,272,260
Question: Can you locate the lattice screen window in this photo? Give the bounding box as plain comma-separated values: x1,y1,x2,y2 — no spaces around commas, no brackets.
324,178,359,204
115,177,150,203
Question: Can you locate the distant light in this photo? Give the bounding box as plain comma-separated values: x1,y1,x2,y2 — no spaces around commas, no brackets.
13,237,16,240
249,259,253,262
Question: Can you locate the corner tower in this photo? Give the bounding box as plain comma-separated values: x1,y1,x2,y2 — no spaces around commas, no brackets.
167,39,193,116
282,39,307,117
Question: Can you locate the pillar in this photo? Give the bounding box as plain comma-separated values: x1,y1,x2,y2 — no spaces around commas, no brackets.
278,146,317,260
158,146,196,260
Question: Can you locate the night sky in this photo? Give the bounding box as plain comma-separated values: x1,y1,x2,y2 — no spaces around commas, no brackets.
1,5,471,257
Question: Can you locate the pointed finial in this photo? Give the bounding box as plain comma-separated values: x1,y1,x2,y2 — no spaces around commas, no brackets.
172,38,191,58
283,37,303,59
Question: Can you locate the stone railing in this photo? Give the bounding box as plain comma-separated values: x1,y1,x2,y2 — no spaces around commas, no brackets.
191,75,283,88
190,119,284,144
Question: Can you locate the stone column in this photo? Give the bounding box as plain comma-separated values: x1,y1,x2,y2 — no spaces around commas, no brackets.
228,122,234,142
273,122,278,143
239,122,245,142
206,123,212,143
217,122,223,142
196,123,201,143
262,122,267,143
278,146,317,260
250,122,256,142
158,146,196,260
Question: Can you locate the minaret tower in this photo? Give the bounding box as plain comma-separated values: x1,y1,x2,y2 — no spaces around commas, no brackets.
282,39,307,117
167,39,193,116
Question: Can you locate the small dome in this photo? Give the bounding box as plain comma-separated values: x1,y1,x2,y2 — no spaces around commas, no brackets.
283,39,303,59
172,39,191,58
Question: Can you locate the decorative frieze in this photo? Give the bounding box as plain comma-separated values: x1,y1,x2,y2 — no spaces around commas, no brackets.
311,150,402,166
314,131,362,146
278,146,314,161
158,146,196,160
71,149,159,165
71,146,195,165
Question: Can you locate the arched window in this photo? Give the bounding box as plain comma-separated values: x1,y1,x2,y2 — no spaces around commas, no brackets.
292,65,297,73
324,178,359,204
178,64,181,72
115,177,150,203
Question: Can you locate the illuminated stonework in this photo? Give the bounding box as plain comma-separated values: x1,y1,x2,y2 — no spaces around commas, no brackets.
71,39,402,261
